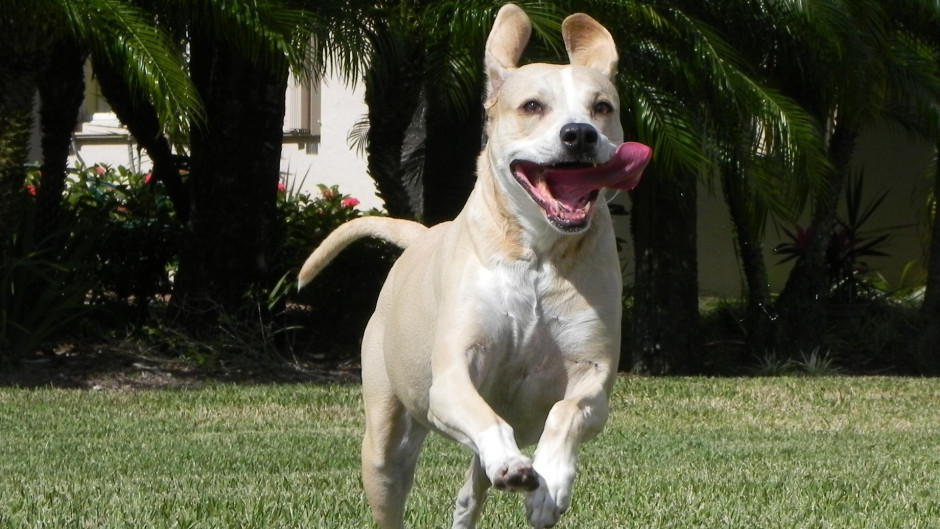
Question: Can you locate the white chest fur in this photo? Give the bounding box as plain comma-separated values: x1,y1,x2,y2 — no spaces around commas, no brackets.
473,257,603,373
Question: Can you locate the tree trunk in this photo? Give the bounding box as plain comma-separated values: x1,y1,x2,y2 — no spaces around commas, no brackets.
422,79,484,225
172,32,288,320
35,36,86,240
774,124,858,355
0,10,50,257
91,54,190,222
0,71,34,258
722,168,772,355
364,35,424,220
923,144,940,317
919,141,940,373
628,167,701,374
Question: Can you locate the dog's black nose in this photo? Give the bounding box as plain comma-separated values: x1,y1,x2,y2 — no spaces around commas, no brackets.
560,123,598,155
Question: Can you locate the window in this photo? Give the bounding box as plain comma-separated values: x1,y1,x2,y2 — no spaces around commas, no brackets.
283,73,322,154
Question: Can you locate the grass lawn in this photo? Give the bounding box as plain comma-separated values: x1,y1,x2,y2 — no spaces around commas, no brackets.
1,376,939,528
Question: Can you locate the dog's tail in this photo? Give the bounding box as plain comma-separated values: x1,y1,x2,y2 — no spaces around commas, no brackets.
297,216,427,290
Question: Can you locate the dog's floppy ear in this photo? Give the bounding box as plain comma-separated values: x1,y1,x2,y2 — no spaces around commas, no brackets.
562,13,618,80
484,4,531,105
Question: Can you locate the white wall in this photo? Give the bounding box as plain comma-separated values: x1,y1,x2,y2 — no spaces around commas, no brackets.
55,67,381,211
280,75,380,210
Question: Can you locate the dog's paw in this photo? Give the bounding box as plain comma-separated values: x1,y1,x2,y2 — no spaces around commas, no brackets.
525,473,571,529
490,457,540,492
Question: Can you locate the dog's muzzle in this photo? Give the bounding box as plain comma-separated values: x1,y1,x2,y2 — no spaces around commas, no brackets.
511,141,653,232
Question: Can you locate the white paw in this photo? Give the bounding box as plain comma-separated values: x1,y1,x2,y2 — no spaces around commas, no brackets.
525,469,572,528
489,455,539,491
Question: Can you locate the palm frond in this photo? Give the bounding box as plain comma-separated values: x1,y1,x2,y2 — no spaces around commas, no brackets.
63,0,204,143
622,79,709,176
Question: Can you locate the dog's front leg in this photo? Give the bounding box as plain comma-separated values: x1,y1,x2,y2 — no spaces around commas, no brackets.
525,392,610,528
428,365,540,494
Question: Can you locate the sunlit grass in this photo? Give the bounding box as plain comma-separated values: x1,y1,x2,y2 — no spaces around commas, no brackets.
1,377,938,528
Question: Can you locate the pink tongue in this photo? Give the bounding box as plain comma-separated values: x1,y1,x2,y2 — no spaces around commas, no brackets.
545,142,652,206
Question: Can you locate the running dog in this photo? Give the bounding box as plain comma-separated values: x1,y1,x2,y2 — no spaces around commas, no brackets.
298,4,651,527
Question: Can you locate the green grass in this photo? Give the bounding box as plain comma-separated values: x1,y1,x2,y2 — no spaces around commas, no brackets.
2,377,939,528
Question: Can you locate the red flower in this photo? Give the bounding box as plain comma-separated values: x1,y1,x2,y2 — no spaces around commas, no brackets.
341,198,360,208
144,173,153,184
277,182,287,193
25,184,37,196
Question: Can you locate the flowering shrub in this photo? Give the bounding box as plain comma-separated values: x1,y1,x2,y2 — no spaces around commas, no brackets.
7,166,397,358
25,163,180,318
273,183,400,358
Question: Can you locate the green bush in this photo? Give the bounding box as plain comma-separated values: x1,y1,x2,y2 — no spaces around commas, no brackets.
5,165,398,362
272,184,400,359
62,164,180,315
0,207,96,363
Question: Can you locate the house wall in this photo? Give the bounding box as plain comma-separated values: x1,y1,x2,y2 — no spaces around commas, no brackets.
692,124,934,299
29,67,381,210
280,76,380,210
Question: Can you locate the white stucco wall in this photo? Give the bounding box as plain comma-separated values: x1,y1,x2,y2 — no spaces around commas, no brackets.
55,68,381,211
280,76,380,210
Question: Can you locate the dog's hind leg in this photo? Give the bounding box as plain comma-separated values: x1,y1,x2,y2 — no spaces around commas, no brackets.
361,372,428,528
452,454,490,529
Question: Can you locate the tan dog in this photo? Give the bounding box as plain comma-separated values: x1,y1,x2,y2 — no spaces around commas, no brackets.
298,4,651,528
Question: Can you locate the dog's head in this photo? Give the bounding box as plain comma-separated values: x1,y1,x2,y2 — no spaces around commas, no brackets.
483,4,651,234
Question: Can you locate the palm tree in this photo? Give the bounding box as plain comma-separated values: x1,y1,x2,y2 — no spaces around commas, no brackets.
3,0,372,325
889,0,940,370
925,148,940,369
35,34,86,239
563,0,824,373
0,0,201,254
360,0,566,224
0,3,53,256
127,0,375,319
769,0,940,357
682,0,830,356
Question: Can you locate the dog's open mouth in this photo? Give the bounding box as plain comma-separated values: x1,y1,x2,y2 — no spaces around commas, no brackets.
511,142,652,232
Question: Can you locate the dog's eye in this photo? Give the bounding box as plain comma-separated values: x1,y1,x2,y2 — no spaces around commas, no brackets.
521,100,544,115
593,101,614,116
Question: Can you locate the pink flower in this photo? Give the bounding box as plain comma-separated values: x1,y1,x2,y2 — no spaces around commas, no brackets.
25,184,37,196
95,166,106,175
277,182,287,193
341,198,360,208
144,173,153,184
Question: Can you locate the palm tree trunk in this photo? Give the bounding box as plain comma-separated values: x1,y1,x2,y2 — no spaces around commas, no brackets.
774,123,858,355
0,5,52,257
919,141,940,372
923,145,940,316
628,167,701,374
35,36,86,240
364,37,424,220
172,31,288,320
722,168,772,355
0,70,36,260
91,54,190,223
422,80,483,225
